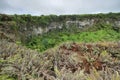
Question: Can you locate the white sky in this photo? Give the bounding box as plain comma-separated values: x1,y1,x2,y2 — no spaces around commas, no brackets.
0,0,120,15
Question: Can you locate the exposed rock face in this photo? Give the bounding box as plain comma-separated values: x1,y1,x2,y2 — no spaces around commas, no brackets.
66,19,94,28
32,20,95,35
0,14,120,41
33,27,43,35
115,21,120,25
33,22,63,35
31,19,120,35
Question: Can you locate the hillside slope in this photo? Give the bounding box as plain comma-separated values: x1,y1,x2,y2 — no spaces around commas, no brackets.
0,13,120,42
0,41,120,80
0,13,120,80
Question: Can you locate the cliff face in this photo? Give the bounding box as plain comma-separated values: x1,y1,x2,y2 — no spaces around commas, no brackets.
28,19,120,35
0,13,120,42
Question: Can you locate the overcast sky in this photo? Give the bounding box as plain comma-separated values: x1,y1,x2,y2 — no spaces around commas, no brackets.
0,0,120,15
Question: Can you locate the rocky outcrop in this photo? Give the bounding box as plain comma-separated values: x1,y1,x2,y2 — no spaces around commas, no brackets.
32,19,120,35
33,22,63,35
0,13,120,42
66,19,94,28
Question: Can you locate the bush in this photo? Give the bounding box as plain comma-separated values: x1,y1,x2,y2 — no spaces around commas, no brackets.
25,28,120,52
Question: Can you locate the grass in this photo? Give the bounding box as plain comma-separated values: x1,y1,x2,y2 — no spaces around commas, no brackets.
26,29,120,52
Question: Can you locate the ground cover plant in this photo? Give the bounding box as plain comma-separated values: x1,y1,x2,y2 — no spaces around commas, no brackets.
26,28,120,52
0,41,120,80
0,13,120,80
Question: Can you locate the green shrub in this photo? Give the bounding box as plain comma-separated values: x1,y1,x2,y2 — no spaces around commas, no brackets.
25,28,120,52
0,75,15,80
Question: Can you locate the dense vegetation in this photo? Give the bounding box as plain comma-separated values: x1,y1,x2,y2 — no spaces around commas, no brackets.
1,12,120,27
0,12,120,43
0,12,120,80
0,41,120,80
26,26,120,52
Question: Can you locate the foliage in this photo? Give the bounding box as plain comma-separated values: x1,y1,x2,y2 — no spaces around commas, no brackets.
1,12,120,27
0,40,120,80
0,12,120,44
0,74,15,80
0,12,120,80
26,28,120,52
